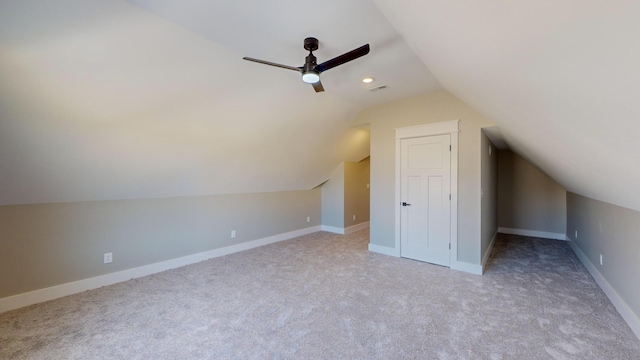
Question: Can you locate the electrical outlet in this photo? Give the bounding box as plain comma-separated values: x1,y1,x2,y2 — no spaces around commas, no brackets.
307,216,310,223
600,254,603,266
104,253,112,264
353,214,356,221
575,230,578,239
366,183,370,189
231,230,236,238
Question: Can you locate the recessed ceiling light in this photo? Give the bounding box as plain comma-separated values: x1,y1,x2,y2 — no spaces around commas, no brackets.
362,77,374,84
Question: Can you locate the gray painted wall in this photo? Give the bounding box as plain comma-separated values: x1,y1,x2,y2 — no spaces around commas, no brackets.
344,157,370,227
0,189,320,298
498,150,566,234
481,131,498,263
321,158,370,230
353,91,495,264
321,164,345,228
566,192,640,327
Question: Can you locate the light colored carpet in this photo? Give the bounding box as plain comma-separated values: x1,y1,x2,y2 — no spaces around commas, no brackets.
1,230,639,359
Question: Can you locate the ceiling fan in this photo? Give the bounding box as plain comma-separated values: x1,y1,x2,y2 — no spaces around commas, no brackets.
243,37,370,92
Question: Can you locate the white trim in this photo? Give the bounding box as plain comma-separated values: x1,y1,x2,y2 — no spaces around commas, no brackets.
321,222,370,235
368,243,399,257
568,241,640,340
0,226,321,314
395,120,460,139
344,221,370,234
450,260,483,275
450,127,459,268
482,231,498,270
498,227,567,241
321,225,344,234
394,120,460,269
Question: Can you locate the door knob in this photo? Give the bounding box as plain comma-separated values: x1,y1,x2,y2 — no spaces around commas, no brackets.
402,202,411,206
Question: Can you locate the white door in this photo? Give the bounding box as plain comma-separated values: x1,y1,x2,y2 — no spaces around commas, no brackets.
400,134,451,266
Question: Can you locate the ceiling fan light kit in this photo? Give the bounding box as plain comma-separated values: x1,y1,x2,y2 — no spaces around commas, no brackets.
302,71,320,84
243,37,370,92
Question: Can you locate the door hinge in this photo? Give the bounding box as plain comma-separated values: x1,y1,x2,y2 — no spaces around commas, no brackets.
449,194,451,200
449,145,451,151
449,243,451,250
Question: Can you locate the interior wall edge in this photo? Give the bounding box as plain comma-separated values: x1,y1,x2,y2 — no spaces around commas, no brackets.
482,231,498,272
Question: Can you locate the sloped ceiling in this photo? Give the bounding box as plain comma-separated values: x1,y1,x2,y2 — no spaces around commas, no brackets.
0,0,441,205
374,0,640,212
4,1,637,214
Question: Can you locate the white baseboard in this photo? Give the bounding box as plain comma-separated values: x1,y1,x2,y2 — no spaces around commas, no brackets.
450,260,483,275
568,240,640,340
498,227,567,241
368,243,399,257
321,222,370,235
344,221,370,234
368,243,482,275
321,225,344,234
482,231,498,271
0,225,321,314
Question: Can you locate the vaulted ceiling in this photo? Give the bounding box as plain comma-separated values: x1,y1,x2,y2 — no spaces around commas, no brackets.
374,0,640,212
2,0,639,213
0,0,440,205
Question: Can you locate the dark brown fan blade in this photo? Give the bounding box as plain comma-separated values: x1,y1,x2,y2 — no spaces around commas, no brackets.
312,81,324,92
311,80,324,92
242,57,301,72
315,44,370,73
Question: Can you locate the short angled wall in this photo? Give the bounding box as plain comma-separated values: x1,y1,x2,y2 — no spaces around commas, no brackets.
0,226,321,314
566,192,640,341
568,240,640,340
0,189,321,312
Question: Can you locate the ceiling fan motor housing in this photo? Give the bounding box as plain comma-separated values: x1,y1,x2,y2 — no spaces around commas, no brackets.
304,37,319,52
304,54,317,73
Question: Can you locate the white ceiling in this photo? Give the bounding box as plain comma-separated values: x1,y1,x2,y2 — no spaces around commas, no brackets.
0,0,440,205
2,0,639,214
375,0,640,212
128,0,442,106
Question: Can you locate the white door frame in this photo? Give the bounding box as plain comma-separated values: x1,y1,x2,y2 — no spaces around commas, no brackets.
394,120,459,266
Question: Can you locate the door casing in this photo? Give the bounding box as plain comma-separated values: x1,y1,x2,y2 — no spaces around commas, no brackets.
394,120,459,267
